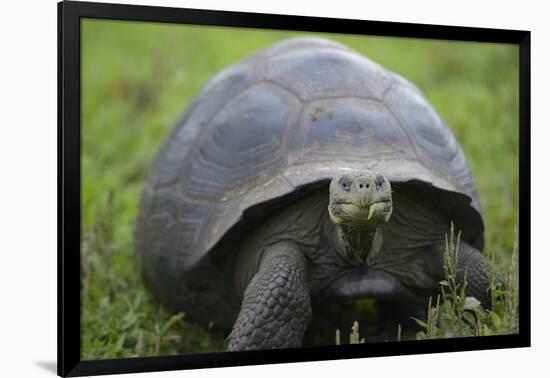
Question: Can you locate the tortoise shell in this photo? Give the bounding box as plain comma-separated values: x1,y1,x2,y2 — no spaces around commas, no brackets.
135,37,483,322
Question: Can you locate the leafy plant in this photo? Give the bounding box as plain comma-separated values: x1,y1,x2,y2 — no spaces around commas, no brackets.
413,224,519,339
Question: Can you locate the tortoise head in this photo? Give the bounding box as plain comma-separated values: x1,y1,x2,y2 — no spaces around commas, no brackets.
328,171,393,229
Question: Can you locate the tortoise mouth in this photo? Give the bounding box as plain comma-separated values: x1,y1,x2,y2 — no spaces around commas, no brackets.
329,199,393,225
334,199,391,208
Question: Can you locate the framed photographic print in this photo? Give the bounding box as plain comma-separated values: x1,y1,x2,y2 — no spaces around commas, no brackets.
58,0,530,376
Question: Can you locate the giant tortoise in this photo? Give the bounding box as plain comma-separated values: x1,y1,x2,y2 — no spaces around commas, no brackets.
135,37,489,351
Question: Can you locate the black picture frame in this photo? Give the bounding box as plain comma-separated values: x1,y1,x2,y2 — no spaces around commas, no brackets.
58,1,531,376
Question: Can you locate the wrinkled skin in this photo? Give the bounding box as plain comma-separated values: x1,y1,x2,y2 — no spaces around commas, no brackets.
227,171,490,351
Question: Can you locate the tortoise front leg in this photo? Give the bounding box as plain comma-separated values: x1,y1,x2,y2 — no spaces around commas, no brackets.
227,241,311,351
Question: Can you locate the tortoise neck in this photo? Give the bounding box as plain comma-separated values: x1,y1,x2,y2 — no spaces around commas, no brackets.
332,223,381,266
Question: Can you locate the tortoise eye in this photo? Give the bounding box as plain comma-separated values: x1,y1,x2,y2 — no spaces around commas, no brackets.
340,180,351,191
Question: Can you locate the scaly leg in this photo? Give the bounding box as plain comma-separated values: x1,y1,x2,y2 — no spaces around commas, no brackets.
455,241,495,308
227,241,311,351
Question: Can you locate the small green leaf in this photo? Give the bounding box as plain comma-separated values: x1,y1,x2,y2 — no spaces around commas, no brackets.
464,296,481,311
463,311,477,327
161,313,184,334
114,334,126,353
439,280,449,286
410,317,428,328
416,332,427,340
489,311,502,328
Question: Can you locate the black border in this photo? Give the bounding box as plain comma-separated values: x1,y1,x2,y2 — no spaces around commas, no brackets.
58,1,531,376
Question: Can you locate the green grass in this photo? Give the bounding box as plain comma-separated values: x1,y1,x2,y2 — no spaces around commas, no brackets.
81,19,519,359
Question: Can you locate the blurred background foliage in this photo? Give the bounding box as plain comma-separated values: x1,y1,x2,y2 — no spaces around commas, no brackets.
81,19,519,359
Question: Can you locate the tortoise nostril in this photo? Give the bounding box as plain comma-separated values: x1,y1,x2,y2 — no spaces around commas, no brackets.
357,179,372,190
